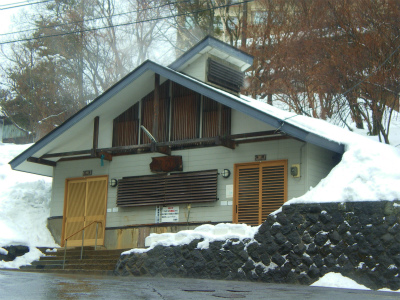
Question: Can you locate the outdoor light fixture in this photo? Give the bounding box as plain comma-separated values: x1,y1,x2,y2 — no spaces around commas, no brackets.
221,169,231,179
110,178,118,187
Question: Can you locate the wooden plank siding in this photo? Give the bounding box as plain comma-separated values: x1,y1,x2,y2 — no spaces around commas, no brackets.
202,97,231,138
111,80,231,148
171,81,200,141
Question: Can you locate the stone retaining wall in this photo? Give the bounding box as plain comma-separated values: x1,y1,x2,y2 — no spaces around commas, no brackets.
0,245,29,262
114,201,400,290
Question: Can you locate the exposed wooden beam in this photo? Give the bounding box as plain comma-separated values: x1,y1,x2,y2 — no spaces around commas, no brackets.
153,73,160,142
215,136,236,149
27,157,57,167
150,143,171,156
92,116,99,156
230,130,283,139
42,150,92,159
97,151,112,161
218,103,222,136
235,135,290,145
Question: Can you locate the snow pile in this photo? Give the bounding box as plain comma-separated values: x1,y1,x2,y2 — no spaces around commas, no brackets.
287,116,400,203
123,223,259,255
311,272,370,290
0,143,57,268
240,96,400,203
312,272,400,293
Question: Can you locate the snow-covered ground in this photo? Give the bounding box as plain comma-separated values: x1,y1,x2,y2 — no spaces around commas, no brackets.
0,104,399,291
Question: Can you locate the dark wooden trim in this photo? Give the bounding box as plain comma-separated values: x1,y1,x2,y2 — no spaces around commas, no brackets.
27,157,57,167
218,102,222,136
150,143,171,155
47,216,63,220
153,73,160,141
58,156,95,162
215,136,235,149
42,150,92,159
98,151,113,161
230,130,283,139
92,116,99,156
235,135,290,145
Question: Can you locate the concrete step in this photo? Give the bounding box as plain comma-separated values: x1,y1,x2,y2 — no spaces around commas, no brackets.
18,247,130,274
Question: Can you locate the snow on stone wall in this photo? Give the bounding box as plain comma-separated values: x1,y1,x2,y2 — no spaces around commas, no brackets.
114,201,400,291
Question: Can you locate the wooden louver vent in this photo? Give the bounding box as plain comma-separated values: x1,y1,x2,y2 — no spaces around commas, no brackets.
207,59,244,93
117,169,218,207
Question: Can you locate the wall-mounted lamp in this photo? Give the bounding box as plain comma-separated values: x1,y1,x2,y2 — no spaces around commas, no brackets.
110,178,118,187
221,169,231,179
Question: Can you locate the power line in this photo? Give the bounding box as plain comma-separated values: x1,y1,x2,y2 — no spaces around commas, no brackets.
0,0,254,45
0,0,53,10
0,0,193,37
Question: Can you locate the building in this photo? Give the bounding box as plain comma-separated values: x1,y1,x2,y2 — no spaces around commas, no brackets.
10,36,343,249
0,111,32,144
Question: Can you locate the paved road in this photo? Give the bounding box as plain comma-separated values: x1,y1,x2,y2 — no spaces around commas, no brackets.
0,270,398,299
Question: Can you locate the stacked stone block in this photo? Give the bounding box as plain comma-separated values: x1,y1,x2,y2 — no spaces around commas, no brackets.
114,201,400,290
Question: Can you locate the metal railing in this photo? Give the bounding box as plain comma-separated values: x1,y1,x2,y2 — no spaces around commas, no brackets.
63,221,102,269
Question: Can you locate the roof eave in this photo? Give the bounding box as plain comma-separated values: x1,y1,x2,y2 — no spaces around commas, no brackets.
168,36,254,72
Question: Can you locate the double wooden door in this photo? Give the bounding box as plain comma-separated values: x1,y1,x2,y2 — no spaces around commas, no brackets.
62,176,108,247
233,160,287,226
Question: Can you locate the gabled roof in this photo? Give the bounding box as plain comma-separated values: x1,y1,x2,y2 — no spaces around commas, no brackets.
10,39,344,177
169,36,253,72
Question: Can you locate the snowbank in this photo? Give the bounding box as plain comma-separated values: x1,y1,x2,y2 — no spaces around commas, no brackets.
240,96,400,203
0,143,57,268
312,272,400,293
311,272,370,290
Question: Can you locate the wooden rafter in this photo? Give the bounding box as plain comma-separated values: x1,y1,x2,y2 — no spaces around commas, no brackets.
27,157,57,167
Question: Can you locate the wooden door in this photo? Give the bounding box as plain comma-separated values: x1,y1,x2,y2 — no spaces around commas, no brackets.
62,176,108,247
233,160,287,226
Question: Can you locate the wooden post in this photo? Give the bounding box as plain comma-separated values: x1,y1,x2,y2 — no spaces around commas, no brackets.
218,103,222,136
92,116,99,157
153,73,160,142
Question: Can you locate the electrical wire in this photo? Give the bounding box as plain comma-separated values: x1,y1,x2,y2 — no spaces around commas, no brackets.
0,0,195,37
0,0,53,10
0,0,254,45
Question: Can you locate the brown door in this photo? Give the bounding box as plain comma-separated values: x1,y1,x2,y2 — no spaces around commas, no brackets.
233,160,287,226
62,176,108,247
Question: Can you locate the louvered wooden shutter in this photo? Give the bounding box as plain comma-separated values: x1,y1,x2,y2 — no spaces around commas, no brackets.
117,170,217,207
261,162,287,221
234,160,287,225
236,165,260,226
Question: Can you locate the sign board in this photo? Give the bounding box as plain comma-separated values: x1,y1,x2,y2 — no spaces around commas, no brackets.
161,206,179,222
150,156,183,173
255,154,266,161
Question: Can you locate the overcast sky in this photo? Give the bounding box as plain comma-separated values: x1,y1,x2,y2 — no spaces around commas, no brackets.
0,0,23,35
